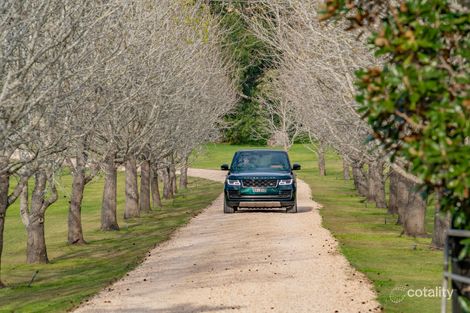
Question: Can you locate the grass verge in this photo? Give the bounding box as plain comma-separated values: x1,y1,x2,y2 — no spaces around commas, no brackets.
192,143,444,312
0,175,222,313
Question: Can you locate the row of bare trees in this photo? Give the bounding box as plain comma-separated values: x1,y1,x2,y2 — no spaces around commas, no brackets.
246,0,448,246
0,0,237,287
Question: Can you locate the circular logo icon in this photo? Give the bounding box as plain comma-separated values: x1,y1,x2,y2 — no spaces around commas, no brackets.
389,286,407,304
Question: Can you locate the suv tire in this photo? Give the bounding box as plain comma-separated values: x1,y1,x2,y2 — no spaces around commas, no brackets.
224,198,235,214
286,201,297,213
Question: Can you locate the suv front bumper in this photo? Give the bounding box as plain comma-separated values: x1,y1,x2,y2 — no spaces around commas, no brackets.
225,190,296,208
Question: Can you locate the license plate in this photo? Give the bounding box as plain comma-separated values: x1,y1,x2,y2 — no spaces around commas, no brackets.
253,188,267,193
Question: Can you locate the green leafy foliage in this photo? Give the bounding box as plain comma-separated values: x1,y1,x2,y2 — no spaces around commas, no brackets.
323,0,470,228
458,295,470,313
356,1,469,229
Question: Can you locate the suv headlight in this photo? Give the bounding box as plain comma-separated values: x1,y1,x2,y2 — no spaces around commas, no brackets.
279,179,293,185
227,179,241,186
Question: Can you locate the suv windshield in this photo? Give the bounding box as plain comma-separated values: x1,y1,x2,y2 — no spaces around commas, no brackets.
230,151,291,173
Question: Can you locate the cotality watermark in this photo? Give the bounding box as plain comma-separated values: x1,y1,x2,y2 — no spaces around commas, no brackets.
389,286,454,304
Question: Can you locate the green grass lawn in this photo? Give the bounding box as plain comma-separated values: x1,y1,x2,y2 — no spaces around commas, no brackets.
0,174,222,313
192,143,444,313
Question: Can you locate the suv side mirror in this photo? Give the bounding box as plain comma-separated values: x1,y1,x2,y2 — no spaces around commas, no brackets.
221,164,229,171
292,163,301,171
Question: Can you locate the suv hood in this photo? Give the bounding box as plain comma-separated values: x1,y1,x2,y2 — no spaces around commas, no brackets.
228,171,293,180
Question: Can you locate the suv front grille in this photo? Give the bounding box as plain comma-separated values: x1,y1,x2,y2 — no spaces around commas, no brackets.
228,190,240,198
242,179,278,188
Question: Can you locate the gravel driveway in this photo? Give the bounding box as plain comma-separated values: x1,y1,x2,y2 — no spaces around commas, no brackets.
75,169,380,313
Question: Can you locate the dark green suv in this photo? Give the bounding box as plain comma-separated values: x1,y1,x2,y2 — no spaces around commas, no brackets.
221,150,301,213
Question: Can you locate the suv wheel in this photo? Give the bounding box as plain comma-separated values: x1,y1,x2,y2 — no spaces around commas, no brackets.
286,202,297,213
224,198,235,214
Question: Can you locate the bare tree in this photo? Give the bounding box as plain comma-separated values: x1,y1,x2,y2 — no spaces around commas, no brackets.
247,0,429,236
1,0,237,283
0,1,108,277
257,70,302,151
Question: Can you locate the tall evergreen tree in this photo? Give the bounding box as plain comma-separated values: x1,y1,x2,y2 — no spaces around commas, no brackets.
209,2,273,144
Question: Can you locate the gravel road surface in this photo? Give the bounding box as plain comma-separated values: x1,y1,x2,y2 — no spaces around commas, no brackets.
75,168,380,313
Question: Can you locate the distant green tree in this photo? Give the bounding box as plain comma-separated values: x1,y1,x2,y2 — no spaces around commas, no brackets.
209,2,273,144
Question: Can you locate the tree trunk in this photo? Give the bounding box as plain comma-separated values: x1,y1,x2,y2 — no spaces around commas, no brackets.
26,172,49,264
367,162,375,202
101,156,119,231
26,217,48,264
352,163,368,197
162,167,173,199
342,159,350,180
19,183,28,227
431,190,450,249
367,160,387,208
140,160,151,214
151,166,162,209
124,158,139,219
396,173,411,225
403,185,427,237
317,144,326,176
388,169,399,214
0,173,9,288
68,161,86,245
179,158,188,189
352,165,361,192
170,163,177,195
